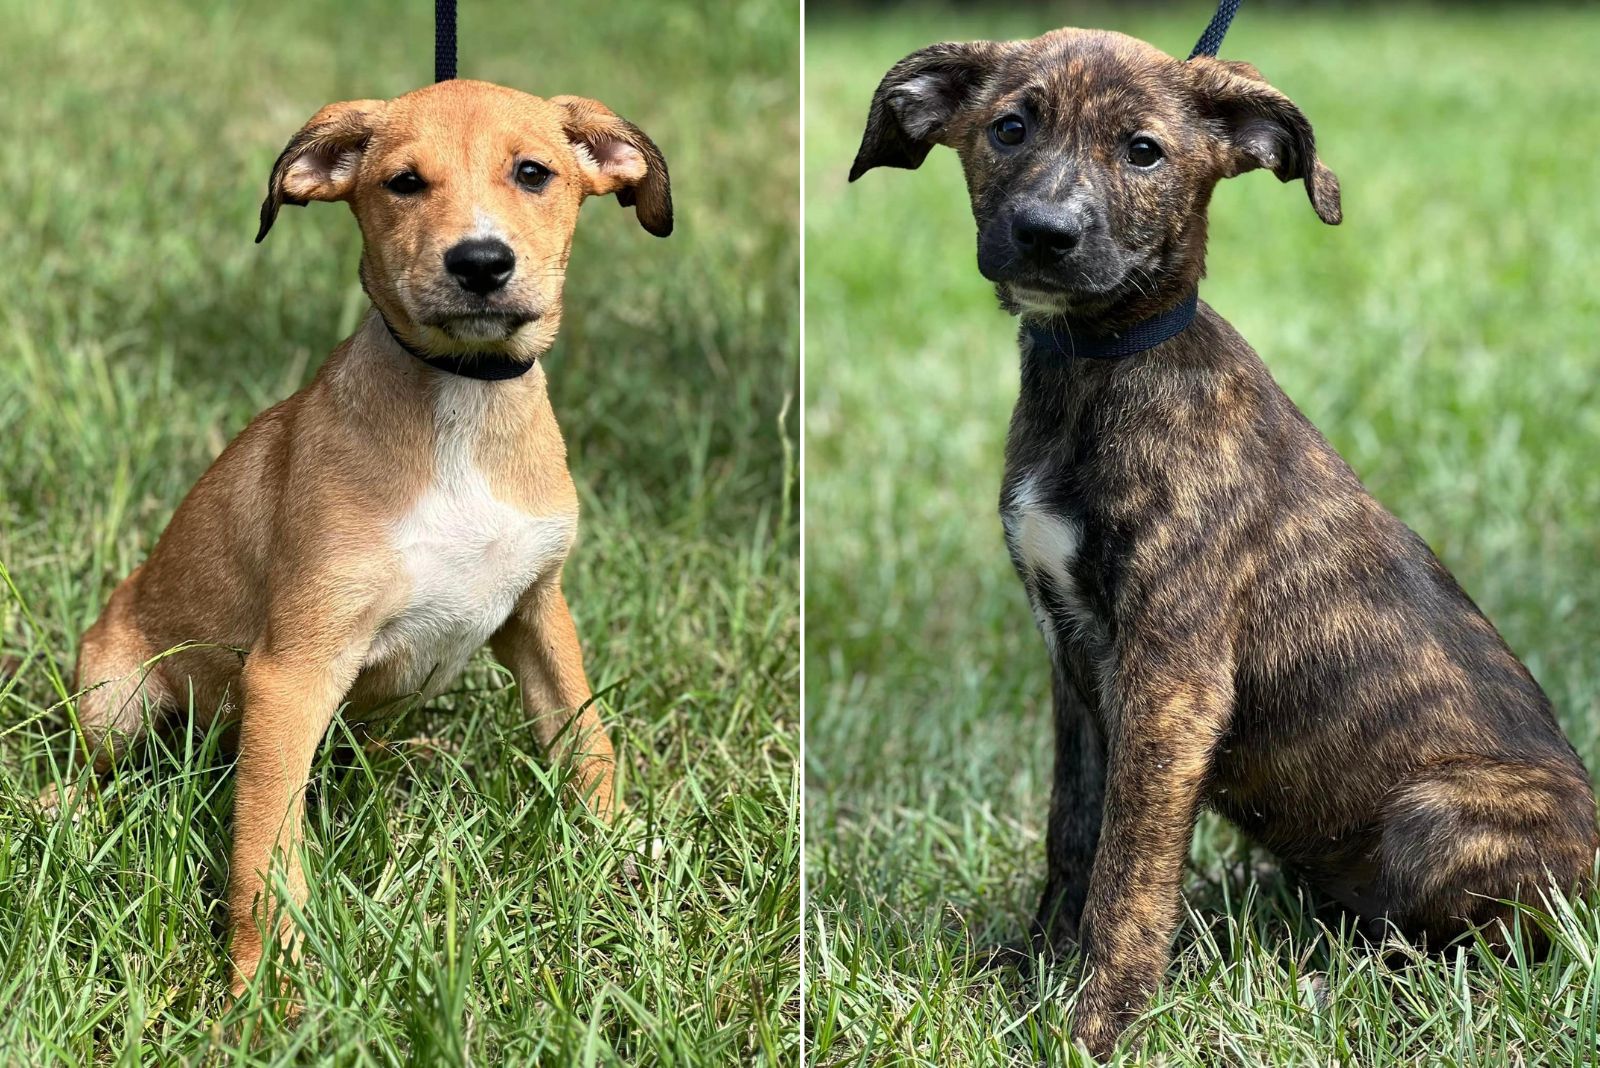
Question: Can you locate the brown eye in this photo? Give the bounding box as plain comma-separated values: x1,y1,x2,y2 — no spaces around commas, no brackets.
516,160,552,191
991,115,1027,148
1127,136,1164,168
384,170,427,195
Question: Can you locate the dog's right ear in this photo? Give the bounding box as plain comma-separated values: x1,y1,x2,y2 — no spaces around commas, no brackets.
849,41,1003,181
256,99,385,243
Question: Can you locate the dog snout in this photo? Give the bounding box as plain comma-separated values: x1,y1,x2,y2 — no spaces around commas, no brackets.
1010,201,1088,263
444,238,516,296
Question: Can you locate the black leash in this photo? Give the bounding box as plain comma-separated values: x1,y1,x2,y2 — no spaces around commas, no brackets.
1025,290,1199,362
1187,0,1241,59
435,0,457,81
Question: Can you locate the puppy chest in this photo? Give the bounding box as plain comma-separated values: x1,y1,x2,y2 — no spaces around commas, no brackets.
1001,474,1106,656
370,476,576,687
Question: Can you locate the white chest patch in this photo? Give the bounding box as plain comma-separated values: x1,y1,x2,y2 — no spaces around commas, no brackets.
1002,474,1091,656
367,379,575,696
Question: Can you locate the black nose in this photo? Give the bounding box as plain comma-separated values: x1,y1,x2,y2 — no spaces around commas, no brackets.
444,238,515,295
1011,204,1087,260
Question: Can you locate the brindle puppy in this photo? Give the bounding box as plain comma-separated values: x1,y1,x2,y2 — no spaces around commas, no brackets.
851,27,1597,1056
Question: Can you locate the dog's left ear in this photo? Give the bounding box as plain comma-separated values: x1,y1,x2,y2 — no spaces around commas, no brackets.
256,99,385,243
1187,58,1342,225
554,96,673,237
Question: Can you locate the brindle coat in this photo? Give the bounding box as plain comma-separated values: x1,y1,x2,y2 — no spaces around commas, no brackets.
851,27,1596,1056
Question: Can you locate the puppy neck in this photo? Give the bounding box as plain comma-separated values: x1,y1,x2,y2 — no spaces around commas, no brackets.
333,310,549,401
1021,289,1200,363
376,313,538,381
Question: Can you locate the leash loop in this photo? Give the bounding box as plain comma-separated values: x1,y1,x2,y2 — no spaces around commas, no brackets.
1187,0,1241,60
435,0,457,81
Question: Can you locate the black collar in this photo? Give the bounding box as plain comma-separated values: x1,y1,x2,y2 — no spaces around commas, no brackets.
1024,289,1199,361
380,315,537,381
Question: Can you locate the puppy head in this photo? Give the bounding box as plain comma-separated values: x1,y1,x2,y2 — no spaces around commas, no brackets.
851,29,1339,322
257,80,671,360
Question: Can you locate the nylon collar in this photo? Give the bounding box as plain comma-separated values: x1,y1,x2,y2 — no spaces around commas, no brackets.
381,315,536,381
1024,290,1199,362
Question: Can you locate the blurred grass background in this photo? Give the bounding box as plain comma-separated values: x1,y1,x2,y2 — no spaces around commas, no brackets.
804,3,1600,1065
0,0,798,1063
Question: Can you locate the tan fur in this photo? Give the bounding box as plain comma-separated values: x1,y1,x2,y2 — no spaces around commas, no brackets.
67,78,670,996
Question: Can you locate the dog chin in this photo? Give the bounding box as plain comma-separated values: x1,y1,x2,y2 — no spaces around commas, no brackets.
1003,282,1114,318
1007,285,1076,317
1001,269,1139,318
435,313,534,343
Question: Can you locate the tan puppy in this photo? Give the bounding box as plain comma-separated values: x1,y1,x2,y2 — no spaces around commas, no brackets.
67,79,670,993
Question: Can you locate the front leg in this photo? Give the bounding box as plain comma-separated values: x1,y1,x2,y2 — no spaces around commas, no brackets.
1071,644,1232,1057
1033,664,1105,952
227,640,367,996
491,573,617,820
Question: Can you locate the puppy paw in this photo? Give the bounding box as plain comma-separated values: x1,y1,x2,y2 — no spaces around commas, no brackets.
1071,981,1151,1061
979,938,1041,976
361,734,458,761
1070,1010,1126,1062
34,780,92,820
621,835,668,884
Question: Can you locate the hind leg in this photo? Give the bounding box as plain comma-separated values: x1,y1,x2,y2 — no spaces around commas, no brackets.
1376,755,1598,950
51,570,171,795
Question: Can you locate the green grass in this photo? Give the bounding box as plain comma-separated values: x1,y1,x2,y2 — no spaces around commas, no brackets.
804,4,1600,1065
0,0,798,1063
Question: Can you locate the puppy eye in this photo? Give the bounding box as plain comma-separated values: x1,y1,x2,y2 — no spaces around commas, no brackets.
1127,136,1164,168
516,160,553,191
990,115,1027,149
384,171,427,195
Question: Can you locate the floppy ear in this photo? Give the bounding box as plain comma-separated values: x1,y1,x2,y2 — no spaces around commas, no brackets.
849,40,1005,181
553,96,673,237
256,99,385,243
1187,57,1342,225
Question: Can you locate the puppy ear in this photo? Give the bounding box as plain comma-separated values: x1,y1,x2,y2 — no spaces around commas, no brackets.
1187,58,1342,225
256,99,384,243
849,40,1005,181
554,96,673,237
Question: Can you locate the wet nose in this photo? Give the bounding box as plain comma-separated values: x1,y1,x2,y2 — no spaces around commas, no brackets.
1011,203,1088,260
444,237,515,296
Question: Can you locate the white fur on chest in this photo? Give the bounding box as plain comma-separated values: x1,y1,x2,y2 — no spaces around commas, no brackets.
1002,474,1093,656
368,378,575,695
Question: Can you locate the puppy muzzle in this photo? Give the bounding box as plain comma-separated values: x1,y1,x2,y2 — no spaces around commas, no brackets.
977,197,1129,300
